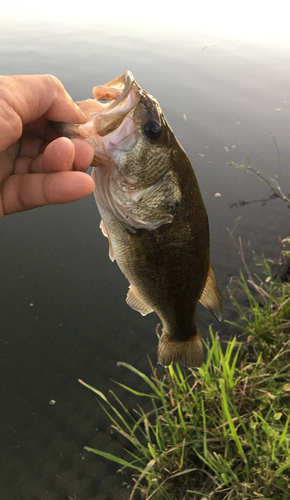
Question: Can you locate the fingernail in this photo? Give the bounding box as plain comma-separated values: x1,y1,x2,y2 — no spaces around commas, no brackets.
73,103,87,123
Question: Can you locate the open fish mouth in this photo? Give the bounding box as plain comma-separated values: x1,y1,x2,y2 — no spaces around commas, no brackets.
51,71,142,166
82,70,140,137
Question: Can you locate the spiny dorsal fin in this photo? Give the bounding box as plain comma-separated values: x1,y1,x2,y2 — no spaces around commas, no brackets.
199,262,223,322
126,284,154,316
100,220,114,262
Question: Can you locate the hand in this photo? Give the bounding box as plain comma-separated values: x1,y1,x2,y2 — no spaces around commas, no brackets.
0,74,95,219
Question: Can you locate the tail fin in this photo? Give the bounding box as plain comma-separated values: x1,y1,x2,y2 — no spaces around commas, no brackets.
157,328,204,368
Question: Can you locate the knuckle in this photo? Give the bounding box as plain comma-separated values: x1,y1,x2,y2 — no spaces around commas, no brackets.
44,74,65,95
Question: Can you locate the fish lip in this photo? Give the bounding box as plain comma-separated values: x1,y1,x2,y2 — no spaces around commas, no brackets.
89,71,141,138
93,70,138,114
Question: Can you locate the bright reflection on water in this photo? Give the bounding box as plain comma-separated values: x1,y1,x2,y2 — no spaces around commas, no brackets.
0,4,290,499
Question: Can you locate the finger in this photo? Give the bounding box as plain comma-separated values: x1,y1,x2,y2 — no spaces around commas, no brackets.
0,144,20,180
70,138,95,171
2,171,95,216
12,137,73,175
0,75,87,152
31,137,75,173
19,132,44,159
29,137,95,173
23,118,60,144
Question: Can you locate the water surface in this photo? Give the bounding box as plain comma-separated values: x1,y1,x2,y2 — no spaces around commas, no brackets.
1,7,290,499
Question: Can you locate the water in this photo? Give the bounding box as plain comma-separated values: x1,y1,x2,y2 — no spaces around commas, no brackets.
1,3,290,499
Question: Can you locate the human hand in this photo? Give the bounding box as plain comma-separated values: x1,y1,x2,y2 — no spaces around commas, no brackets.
0,74,95,220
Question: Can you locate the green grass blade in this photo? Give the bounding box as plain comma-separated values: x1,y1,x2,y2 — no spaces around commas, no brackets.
117,362,163,397
84,447,143,472
219,379,246,462
78,379,109,402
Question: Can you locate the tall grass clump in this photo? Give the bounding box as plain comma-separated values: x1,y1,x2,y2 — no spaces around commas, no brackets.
80,239,290,500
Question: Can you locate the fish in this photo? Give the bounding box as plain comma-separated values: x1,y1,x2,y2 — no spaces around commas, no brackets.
51,70,223,367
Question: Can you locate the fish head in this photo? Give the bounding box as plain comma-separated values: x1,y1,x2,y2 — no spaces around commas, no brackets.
52,71,139,164
51,71,181,229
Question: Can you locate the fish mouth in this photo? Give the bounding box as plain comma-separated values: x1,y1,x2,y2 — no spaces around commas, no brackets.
92,70,139,127
85,70,140,137
51,71,141,167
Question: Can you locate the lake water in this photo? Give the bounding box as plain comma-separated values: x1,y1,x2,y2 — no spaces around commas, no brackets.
1,3,290,499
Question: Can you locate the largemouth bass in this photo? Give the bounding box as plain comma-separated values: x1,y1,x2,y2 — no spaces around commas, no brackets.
52,71,222,367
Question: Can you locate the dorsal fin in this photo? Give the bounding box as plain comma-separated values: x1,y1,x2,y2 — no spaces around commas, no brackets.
126,284,154,316
199,262,223,322
100,220,114,262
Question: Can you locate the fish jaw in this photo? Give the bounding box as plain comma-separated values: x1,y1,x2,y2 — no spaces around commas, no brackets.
49,70,141,166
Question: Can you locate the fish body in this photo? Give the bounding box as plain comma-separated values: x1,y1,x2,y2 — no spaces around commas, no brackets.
52,71,222,367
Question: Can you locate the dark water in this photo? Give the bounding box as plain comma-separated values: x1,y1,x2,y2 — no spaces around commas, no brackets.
1,10,290,500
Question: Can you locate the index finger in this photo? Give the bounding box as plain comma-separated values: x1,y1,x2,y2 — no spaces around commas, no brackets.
0,74,87,152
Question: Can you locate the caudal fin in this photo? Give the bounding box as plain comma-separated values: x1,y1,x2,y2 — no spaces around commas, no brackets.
157,328,204,368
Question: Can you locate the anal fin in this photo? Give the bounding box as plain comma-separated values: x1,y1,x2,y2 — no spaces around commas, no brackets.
100,220,114,262
199,262,223,322
126,284,154,316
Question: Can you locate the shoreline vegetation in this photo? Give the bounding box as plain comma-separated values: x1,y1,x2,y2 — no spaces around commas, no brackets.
228,135,290,209
80,237,290,500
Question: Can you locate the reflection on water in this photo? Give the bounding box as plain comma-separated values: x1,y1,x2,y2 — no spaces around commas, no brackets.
0,13,290,500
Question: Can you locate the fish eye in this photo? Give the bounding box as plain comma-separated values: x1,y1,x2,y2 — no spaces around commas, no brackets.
144,120,162,140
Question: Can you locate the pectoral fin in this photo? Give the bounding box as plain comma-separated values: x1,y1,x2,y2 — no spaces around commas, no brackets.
100,220,114,262
126,284,154,316
199,263,223,322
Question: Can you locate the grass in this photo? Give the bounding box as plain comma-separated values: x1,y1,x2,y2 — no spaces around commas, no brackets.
79,239,290,500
